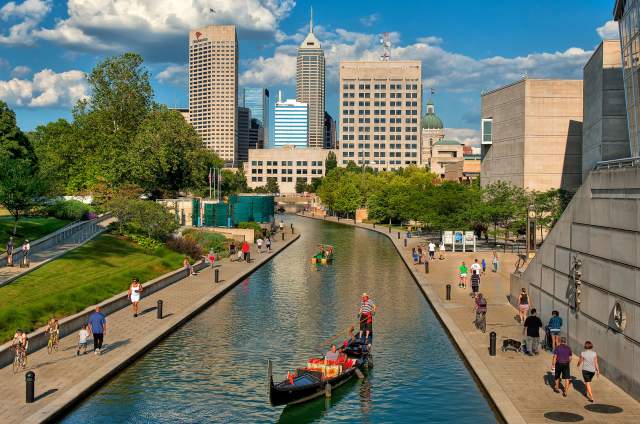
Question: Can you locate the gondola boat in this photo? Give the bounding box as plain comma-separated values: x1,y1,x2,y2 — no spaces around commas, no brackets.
268,334,372,406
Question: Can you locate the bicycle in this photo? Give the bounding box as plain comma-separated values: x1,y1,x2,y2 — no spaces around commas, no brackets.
474,311,487,333
47,331,59,354
12,346,27,373
514,254,527,274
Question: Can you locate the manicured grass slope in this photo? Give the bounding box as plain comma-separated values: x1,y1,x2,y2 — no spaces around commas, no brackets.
0,234,184,343
0,216,71,247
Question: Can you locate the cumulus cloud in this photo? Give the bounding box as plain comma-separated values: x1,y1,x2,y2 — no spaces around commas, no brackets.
240,50,297,86
359,13,379,27
445,128,481,147
156,64,188,85
32,0,295,62
11,65,31,78
0,68,88,107
0,0,51,46
597,20,619,40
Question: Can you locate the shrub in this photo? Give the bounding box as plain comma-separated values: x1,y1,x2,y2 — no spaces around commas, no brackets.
48,200,91,221
166,236,203,260
237,221,262,238
182,229,228,254
127,234,163,250
107,198,178,240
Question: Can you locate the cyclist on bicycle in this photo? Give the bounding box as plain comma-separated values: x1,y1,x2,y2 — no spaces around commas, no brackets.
474,293,488,333
46,317,60,342
12,329,28,355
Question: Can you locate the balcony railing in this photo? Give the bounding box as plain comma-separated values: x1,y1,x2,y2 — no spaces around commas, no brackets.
594,157,640,170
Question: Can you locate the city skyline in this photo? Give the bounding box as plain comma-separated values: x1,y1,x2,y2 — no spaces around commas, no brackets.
0,0,617,145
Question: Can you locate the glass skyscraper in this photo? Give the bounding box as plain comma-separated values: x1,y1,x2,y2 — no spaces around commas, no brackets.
614,0,640,157
242,88,269,147
274,93,308,148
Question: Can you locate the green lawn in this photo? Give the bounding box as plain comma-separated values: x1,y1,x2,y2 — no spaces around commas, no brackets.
0,233,184,343
0,216,71,247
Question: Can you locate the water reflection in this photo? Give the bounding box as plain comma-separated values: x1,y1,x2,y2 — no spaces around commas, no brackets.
62,216,497,423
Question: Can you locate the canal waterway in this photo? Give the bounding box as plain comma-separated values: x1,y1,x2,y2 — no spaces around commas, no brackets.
62,216,497,423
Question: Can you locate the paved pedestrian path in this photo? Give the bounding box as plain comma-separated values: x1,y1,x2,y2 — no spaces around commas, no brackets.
0,217,115,287
0,230,298,424
303,213,640,424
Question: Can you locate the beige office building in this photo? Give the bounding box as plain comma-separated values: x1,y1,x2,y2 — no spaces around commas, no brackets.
297,13,325,148
480,78,583,191
244,146,335,193
339,61,422,171
189,25,238,165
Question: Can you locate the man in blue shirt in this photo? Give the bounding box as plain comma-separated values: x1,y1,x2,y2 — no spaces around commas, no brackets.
87,306,107,355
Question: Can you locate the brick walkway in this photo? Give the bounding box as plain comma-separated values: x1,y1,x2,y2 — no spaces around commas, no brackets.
304,214,640,424
0,231,298,424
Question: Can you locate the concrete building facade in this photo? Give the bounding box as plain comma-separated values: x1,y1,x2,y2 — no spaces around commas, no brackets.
444,154,481,183
274,95,308,147
480,78,583,192
430,139,463,177
188,25,238,165
339,60,422,171
296,12,325,148
244,146,335,193
582,40,630,179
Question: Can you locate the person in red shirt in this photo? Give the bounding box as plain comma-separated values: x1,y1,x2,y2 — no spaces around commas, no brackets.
241,241,250,262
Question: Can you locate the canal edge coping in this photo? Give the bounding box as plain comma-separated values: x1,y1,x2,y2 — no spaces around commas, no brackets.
297,213,526,424
22,233,300,424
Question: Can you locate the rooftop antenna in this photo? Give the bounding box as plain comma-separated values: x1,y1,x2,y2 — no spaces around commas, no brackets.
310,6,313,33
379,32,391,61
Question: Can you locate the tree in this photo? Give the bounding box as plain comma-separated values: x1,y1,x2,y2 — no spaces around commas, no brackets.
0,101,35,164
0,158,47,235
325,151,337,172
295,178,308,194
221,168,249,196
265,177,280,194
107,197,177,240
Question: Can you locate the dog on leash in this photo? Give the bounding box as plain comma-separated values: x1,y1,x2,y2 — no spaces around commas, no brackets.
501,338,521,353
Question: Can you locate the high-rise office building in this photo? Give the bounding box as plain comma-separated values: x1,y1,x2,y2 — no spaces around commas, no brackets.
189,25,238,165
296,9,325,148
237,107,252,163
274,92,308,148
339,60,422,171
324,112,336,149
242,87,269,147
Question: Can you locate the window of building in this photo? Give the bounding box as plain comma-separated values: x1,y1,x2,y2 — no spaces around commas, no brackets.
481,118,493,144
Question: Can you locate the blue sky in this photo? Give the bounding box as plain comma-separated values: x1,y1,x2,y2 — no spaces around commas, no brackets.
0,0,618,145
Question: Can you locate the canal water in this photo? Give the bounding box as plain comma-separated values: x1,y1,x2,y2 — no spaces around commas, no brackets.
62,216,497,423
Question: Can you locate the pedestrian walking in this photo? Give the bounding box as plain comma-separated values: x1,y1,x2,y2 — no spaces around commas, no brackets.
470,258,481,276
417,247,423,264
439,241,445,260
412,247,419,264
256,237,263,253
241,240,250,262
577,341,599,402
127,277,142,317
428,241,436,260
6,236,14,267
474,293,488,332
481,258,486,275
548,310,563,350
87,306,107,355
523,308,543,355
552,337,573,396
459,262,468,288
517,288,530,322
20,239,30,268
492,251,499,272
208,249,215,267
77,324,89,355
471,270,480,298
265,236,272,252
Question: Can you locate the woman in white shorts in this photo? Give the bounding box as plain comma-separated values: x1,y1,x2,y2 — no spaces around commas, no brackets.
128,277,143,318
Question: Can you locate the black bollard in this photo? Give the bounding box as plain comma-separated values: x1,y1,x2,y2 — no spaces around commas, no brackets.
246,252,251,263
397,232,400,239
214,268,219,283
446,284,451,300
281,232,284,241
25,371,35,403
489,332,497,356
291,223,294,233
157,300,163,319
404,238,407,247
424,261,429,273
337,216,340,221
373,223,376,229
388,226,391,233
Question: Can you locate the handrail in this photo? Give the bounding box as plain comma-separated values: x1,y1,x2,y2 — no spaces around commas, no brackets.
594,157,640,170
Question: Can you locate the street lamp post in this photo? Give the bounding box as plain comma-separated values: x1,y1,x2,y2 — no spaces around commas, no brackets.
526,205,537,259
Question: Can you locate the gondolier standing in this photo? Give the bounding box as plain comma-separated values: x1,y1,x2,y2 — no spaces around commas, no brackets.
358,293,377,344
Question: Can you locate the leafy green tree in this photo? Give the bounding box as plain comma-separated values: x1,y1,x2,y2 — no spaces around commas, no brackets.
107,197,177,240
333,180,362,215
0,158,47,235
325,151,337,172
295,178,308,194
0,101,35,164
265,177,280,194
221,168,249,196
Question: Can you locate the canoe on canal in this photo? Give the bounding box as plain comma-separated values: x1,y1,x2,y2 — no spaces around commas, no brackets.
310,244,334,264
268,335,372,406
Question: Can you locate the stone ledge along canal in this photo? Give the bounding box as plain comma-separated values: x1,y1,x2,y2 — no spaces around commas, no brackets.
61,216,497,423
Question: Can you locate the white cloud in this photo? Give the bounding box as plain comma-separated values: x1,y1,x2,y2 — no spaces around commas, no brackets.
445,128,480,147
0,69,88,107
0,0,51,46
32,0,295,62
156,64,187,85
0,58,8,68
597,20,619,40
240,50,297,86
359,13,379,27
11,65,31,78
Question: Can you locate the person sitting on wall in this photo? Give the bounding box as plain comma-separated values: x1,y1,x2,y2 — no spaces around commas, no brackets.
325,344,340,362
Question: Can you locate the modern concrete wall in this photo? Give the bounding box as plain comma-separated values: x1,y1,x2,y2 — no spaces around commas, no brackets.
481,78,583,192
582,40,630,180
511,164,640,399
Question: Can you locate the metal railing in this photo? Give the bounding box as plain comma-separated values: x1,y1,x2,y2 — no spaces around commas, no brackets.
594,157,640,170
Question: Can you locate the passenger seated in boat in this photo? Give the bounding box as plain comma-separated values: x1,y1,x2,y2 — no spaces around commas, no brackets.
325,344,339,361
